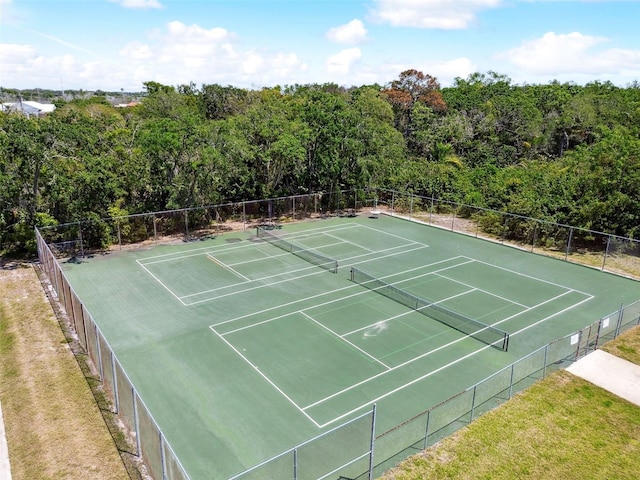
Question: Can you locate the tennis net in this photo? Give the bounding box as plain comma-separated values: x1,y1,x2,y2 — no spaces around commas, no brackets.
350,267,509,351
257,227,338,274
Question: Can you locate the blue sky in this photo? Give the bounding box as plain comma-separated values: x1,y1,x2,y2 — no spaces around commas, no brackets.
1,0,640,92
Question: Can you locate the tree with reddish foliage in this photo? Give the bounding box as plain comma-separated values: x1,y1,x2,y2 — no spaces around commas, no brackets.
382,69,447,144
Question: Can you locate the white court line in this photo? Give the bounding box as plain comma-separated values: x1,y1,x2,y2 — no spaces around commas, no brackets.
300,311,391,370
186,243,431,307
495,291,593,333
206,253,250,281
322,231,375,253
138,222,426,306
430,269,531,309
183,266,330,305
208,325,322,427
138,222,362,263
487,290,593,331
467,256,593,297
220,288,373,335
139,240,255,265
209,248,594,427
342,287,478,337
212,255,458,330
136,260,187,306
306,294,594,428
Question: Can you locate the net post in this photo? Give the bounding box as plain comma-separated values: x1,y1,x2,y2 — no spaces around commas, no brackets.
293,447,298,480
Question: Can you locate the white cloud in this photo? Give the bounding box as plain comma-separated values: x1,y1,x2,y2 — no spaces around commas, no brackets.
116,21,308,88
326,48,362,75
119,42,153,60
109,0,163,10
426,57,477,84
498,32,640,78
370,0,502,29
0,43,36,65
326,19,368,44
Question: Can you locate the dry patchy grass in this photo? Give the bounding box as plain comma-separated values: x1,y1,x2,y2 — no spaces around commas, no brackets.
0,265,130,480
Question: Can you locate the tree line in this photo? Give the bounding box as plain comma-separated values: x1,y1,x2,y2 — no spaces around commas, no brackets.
1,70,639,255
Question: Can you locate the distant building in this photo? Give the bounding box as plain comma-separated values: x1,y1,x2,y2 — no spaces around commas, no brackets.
114,101,141,108
1,100,56,117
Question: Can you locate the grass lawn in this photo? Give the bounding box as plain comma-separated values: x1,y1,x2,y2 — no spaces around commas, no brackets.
0,264,132,480
379,326,640,480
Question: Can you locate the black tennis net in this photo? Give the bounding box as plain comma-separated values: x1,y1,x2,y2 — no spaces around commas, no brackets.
257,227,338,274
350,267,509,351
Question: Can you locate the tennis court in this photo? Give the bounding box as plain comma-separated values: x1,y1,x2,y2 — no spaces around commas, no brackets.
60,213,639,479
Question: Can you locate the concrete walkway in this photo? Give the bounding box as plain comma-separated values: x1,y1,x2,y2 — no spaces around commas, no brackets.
566,349,640,407
0,401,11,480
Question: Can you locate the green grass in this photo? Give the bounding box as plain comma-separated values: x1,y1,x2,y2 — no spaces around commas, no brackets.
379,326,640,480
601,326,640,366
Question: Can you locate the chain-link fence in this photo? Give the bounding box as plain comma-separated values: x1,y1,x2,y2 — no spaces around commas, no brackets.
35,190,640,480
375,189,640,280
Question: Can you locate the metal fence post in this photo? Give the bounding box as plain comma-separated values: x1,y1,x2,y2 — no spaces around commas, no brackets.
614,303,625,338
160,432,167,480
368,404,377,480
153,214,158,244
78,221,85,257
293,447,298,480
470,385,477,421
542,345,549,378
133,388,141,456
508,364,515,399
96,328,103,380
117,220,122,250
423,410,431,449
429,196,434,224
451,205,456,231
184,210,189,241
111,352,119,414
565,227,574,261
602,235,612,271
410,194,414,219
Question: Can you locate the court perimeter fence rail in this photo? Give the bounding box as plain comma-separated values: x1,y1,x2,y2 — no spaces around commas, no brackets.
35,188,640,281
35,189,640,480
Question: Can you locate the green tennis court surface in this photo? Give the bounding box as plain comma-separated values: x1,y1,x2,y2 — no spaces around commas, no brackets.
61,214,639,479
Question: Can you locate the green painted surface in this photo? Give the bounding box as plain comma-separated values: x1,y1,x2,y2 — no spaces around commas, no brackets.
61,215,639,479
